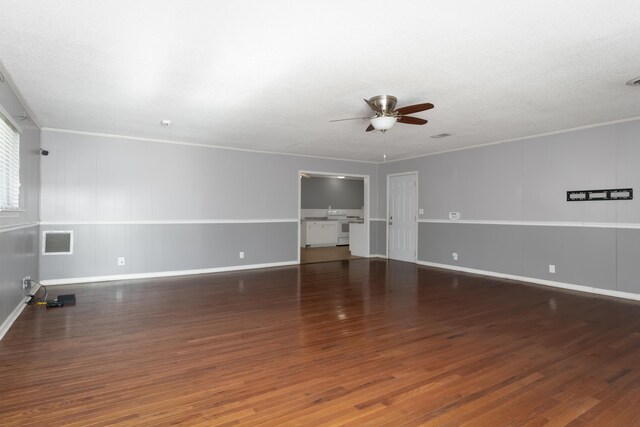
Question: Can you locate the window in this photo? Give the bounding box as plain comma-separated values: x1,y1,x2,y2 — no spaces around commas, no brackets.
0,109,20,211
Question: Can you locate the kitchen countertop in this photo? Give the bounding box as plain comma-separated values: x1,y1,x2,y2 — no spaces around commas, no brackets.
302,217,364,222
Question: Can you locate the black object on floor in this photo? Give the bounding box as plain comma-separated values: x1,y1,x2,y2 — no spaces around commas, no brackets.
57,294,76,306
46,301,64,308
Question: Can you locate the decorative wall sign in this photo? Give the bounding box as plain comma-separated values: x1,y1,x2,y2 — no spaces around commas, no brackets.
566,188,633,202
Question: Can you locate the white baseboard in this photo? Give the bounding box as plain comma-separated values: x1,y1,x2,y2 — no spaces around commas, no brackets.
39,260,300,286
368,254,387,259
0,292,36,341
416,260,640,302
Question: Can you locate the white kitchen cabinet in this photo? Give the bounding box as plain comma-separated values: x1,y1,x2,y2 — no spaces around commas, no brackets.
306,223,324,244
305,221,337,246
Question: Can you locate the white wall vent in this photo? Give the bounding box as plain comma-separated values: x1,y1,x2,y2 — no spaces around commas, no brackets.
42,231,73,255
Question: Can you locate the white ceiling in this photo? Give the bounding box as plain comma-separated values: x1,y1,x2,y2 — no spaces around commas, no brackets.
1,1,639,162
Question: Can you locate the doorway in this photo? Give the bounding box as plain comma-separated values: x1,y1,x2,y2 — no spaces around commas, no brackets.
298,171,370,264
387,172,418,262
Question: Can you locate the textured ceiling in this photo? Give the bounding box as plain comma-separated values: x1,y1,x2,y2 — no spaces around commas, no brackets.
1,1,639,162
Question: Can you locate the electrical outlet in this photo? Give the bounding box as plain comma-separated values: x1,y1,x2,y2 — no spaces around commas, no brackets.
239,251,245,259
452,252,458,261
418,208,424,215
549,264,556,274
117,257,126,266
22,276,31,292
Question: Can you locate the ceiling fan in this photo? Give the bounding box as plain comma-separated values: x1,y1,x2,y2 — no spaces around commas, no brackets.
330,95,434,133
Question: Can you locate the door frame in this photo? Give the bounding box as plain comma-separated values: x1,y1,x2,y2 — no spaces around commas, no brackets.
297,170,371,264
386,171,419,262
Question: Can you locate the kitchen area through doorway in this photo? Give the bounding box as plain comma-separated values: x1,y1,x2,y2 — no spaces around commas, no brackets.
299,173,366,264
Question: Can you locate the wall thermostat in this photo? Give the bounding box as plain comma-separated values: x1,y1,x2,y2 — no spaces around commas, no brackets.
449,212,460,220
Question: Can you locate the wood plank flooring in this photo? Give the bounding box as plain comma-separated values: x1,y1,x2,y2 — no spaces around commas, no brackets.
2,260,640,425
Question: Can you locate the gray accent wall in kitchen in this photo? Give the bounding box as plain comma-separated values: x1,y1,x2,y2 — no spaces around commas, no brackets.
301,177,364,209
0,77,40,333
39,130,379,281
380,119,640,296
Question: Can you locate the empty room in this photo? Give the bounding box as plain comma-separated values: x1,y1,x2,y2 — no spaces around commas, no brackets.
2,1,640,425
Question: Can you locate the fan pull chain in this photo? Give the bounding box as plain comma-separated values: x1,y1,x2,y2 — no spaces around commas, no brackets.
383,132,387,162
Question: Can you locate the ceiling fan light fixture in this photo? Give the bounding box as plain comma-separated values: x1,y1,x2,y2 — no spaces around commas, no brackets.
371,116,397,131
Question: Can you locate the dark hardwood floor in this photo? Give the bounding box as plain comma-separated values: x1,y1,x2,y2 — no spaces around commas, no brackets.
2,260,640,426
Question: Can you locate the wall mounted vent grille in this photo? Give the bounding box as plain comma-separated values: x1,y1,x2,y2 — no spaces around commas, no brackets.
43,231,73,255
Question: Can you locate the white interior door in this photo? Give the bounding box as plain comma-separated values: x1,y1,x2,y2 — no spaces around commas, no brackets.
388,173,417,262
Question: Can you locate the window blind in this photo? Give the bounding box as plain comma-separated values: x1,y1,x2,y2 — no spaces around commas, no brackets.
0,111,20,210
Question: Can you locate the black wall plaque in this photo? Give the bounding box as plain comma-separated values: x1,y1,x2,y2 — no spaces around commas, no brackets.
566,188,633,202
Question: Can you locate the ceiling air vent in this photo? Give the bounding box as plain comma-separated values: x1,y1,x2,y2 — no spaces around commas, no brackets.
43,231,73,255
430,133,452,139
626,77,640,86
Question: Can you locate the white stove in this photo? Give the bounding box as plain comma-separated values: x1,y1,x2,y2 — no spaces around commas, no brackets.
326,209,348,220
327,210,357,246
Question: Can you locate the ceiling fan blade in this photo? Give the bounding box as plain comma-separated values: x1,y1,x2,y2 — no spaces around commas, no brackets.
329,117,370,122
364,98,383,114
365,124,375,132
394,103,434,116
397,116,428,125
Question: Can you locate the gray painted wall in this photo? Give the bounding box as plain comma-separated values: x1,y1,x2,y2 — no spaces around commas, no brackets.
370,220,386,256
379,119,640,295
41,131,379,221
0,77,40,330
40,223,297,279
301,177,364,209
419,223,619,290
378,121,640,223
40,131,379,281
0,225,39,330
